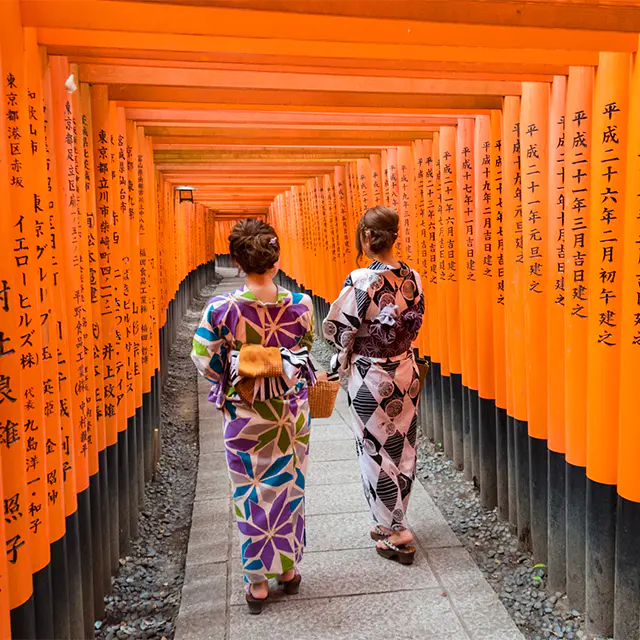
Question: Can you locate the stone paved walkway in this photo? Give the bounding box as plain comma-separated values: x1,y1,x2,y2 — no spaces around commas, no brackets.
175,272,524,640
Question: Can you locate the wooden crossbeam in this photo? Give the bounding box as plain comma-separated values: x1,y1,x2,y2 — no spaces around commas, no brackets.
38,28,600,67
123,0,640,33
22,0,638,49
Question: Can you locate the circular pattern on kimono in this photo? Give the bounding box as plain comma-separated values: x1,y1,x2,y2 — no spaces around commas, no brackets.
409,378,421,398
340,329,355,348
383,422,397,436
398,475,408,492
363,438,377,456
379,293,396,308
392,508,405,523
323,321,337,337
401,279,417,300
399,265,410,278
385,399,403,418
370,274,384,291
378,380,394,398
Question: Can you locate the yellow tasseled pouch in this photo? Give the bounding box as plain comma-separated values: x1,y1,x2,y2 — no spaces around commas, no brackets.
238,344,284,378
235,344,284,405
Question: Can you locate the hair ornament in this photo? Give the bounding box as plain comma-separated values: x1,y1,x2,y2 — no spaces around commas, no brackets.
269,237,277,245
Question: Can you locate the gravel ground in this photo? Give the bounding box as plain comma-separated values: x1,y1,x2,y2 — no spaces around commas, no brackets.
416,438,591,640
95,275,222,640
312,336,595,640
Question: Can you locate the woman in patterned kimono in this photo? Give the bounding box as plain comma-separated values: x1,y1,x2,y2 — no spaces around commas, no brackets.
323,206,424,565
191,219,315,613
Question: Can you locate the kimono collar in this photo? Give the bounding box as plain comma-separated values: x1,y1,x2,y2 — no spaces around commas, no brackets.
233,284,291,306
368,260,410,276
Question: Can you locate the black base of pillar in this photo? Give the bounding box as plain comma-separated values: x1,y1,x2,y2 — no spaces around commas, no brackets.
98,448,111,596
117,427,130,555
585,479,616,638
507,416,517,529
430,362,443,447
10,595,36,640
496,406,509,522
462,386,472,481
450,373,464,471
77,488,94,638
89,470,105,619
33,563,54,640
566,462,587,610
441,374,452,459
614,496,640,640
547,450,566,593
128,413,139,540
107,442,119,574
50,534,70,640
514,419,531,550
479,396,497,509
469,388,480,485
529,436,548,563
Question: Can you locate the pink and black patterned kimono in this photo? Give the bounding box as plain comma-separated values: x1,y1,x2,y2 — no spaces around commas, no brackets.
323,261,424,532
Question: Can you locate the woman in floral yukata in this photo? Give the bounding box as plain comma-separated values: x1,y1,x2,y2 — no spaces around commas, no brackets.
191,219,315,614
323,206,424,565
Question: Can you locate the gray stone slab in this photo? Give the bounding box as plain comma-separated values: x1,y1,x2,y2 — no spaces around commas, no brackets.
194,465,231,502
426,547,523,640
191,497,230,529
305,481,367,516
199,417,223,433
334,405,354,424
305,511,379,553
407,482,462,549
229,546,438,605
309,422,353,442
175,563,228,640
199,435,225,454
426,546,489,592
186,513,231,567
228,589,469,640
448,589,524,640
309,439,357,462
199,452,227,471
306,459,361,486
198,402,218,420
230,510,376,558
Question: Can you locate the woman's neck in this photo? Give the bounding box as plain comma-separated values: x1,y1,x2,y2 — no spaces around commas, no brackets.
246,273,278,302
370,250,400,268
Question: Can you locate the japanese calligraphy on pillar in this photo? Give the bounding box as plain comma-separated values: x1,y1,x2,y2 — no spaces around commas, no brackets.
586,52,631,487
370,154,382,206
547,76,567,455
397,147,414,264
387,148,399,211
521,82,550,439
491,116,504,305
0,55,32,606
90,86,118,448
4,49,51,572
593,90,626,347
25,36,67,547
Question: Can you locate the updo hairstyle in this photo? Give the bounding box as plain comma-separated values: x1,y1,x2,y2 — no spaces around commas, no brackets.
355,206,399,262
228,218,280,275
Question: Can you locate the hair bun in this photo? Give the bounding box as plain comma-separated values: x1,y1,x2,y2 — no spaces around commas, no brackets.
229,218,280,275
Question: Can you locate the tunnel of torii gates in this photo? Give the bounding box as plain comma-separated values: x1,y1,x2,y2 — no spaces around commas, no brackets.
2,0,640,638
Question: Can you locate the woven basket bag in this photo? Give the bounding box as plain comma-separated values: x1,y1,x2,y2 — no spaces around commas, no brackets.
308,379,341,419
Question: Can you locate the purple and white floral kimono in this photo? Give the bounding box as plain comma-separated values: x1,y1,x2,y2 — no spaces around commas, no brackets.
323,261,424,532
191,286,315,583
